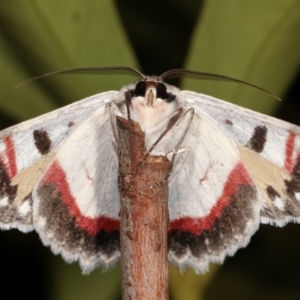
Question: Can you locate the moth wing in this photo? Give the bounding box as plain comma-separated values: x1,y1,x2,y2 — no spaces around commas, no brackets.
182,91,300,226
167,105,262,273
0,91,117,233
32,103,120,273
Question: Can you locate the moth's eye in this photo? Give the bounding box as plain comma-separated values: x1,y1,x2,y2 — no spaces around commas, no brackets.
156,83,167,98
134,81,146,97
156,83,176,102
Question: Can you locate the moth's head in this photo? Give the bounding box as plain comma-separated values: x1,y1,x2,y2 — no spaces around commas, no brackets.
116,77,183,131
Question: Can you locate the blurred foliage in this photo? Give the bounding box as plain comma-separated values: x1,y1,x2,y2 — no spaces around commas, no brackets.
0,0,137,122
169,264,219,300
0,1,300,300
183,0,300,114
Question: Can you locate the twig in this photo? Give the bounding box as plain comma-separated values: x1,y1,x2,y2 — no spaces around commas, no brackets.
117,116,171,300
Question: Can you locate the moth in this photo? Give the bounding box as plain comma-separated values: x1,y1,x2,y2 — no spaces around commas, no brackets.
0,67,299,274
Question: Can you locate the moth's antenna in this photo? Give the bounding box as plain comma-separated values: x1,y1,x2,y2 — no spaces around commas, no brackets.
15,66,146,89
159,69,281,101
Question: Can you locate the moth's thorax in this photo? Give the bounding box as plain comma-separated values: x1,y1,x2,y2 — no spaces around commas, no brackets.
116,80,182,131
130,87,177,131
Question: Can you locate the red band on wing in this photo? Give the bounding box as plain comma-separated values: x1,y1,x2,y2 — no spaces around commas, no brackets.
284,132,300,173
2,136,17,178
169,162,253,235
285,132,296,173
42,160,120,236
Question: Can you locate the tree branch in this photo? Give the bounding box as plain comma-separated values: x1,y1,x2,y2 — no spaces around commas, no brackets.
117,116,171,300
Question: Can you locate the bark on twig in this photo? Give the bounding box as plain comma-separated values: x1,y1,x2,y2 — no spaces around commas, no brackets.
117,116,171,300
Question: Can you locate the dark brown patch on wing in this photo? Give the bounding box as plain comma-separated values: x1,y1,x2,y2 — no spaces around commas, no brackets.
0,194,32,226
168,184,257,262
286,159,300,197
261,159,300,220
283,158,300,217
0,164,32,226
68,121,75,127
37,182,119,262
33,130,52,155
266,186,280,200
248,126,267,153
224,119,233,125
0,162,18,203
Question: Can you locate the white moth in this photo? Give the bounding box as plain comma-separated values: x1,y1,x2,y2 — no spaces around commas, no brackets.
0,67,299,274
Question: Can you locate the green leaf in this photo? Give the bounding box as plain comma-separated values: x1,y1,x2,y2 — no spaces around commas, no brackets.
51,257,121,300
0,0,138,122
182,0,300,115
169,264,219,300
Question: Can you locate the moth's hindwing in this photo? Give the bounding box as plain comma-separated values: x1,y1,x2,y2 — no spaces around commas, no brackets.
168,110,261,272
32,106,121,272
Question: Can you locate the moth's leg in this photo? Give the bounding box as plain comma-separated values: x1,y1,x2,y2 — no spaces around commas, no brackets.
134,108,193,188
146,108,183,157
133,110,182,185
141,108,194,165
